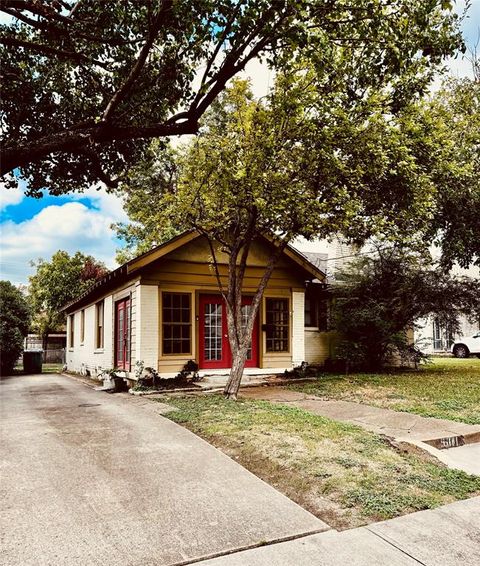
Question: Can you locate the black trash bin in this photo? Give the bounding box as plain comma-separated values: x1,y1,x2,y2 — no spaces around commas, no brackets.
23,350,43,374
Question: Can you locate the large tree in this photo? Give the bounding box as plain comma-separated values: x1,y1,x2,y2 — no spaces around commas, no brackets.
422,74,480,269
115,73,467,397
1,0,463,195
28,251,107,348
0,281,31,375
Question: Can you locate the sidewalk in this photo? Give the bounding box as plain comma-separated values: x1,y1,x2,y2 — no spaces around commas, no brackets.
240,387,480,475
197,496,480,565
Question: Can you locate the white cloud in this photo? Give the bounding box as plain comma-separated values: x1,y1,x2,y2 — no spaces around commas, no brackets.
64,185,129,224
0,188,128,285
0,182,24,211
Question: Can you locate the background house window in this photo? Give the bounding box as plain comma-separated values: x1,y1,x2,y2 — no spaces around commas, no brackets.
305,295,317,327
69,314,74,347
433,318,454,351
305,288,329,331
80,309,85,344
317,297,329,331
162,292,191,354
95,301,104,349
266,298,289,352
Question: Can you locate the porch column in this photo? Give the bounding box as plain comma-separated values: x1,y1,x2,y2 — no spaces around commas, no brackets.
292,291,305,367
135,283,159,371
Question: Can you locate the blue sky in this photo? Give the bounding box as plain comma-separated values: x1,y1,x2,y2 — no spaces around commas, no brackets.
0,184,128,284
1,1,479,285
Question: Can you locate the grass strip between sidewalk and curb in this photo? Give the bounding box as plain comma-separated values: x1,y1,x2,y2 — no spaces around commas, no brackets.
155,394,480,530
288,358,480,425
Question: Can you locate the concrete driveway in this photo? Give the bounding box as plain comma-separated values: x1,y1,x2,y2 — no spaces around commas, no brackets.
0,373,327,566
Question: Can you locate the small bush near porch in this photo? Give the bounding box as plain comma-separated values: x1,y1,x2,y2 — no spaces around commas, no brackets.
289,358,480,425
160,394,480,530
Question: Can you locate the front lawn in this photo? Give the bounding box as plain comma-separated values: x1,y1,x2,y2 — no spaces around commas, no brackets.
14,363,64,374
160,394,480,530
290,358,480,424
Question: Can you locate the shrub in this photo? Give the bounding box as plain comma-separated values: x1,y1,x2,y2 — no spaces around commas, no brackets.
0,281,31,375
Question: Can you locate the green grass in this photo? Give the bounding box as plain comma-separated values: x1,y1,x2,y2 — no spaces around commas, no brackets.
14,363,63,374
42,363,64,373
159,394,480,529
289,358,480,424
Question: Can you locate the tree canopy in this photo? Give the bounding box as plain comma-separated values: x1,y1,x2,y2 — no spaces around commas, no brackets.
0,280,31,374
422,75,480,269
28,251,108,345
1,0,463,195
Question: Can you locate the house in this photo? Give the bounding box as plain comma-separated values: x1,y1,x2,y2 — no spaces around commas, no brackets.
415,263,480,354
416,316,480,354
62,231,333,382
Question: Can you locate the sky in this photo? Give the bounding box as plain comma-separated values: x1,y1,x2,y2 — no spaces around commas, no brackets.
1,1,478,285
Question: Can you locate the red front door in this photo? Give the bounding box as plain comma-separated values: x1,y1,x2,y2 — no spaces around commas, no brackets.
198,294,259,369
115,298,131,370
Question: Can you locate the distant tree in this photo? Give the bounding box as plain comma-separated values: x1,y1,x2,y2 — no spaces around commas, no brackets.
332,248,480,371
422,74,480,269
0,281,31,375
28,251,108,349
0,0,463,195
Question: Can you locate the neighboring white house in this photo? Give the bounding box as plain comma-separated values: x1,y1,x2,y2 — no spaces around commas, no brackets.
415,262,480,354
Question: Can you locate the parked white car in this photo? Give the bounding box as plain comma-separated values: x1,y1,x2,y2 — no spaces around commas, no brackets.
451,332,480,358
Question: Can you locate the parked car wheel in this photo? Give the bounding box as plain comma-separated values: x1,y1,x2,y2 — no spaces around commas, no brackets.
453,344,470,358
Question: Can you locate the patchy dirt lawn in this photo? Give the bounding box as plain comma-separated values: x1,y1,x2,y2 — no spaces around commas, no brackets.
159,394,480,530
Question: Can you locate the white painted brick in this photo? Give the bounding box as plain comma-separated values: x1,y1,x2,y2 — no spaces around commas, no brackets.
66,290,135,378
135,284,159,370
305,329,331,364
292,291,305,366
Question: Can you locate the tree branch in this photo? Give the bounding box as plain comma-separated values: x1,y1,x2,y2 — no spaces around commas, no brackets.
202,230,227,299
1,5,141,46
77,148,119,188
0,36,111,69
101,0,172,122
1,0,77,24
1,117,199,175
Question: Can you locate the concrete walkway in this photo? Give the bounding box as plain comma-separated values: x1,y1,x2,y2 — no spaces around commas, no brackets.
240,387,480,475
198,497,480,565
1,374,327,566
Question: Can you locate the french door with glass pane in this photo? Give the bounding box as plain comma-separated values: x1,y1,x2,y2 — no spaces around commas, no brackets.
115,298,131,370
198,294,258,369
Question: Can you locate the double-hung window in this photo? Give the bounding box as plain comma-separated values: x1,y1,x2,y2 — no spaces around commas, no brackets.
162,292,191,355
305,288,329,331
96,300,104,349
80,309,85,344
69,314,74,348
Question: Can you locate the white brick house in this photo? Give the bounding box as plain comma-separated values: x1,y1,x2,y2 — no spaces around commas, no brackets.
62,231,331,381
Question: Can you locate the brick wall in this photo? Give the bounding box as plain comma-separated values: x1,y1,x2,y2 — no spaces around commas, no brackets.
135,283,159,370
66,286,137,379
304,329,332,364
291,291,305,366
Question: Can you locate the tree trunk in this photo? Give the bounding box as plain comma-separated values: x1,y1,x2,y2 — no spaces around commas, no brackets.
222,238,288,399
224,344,250,400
